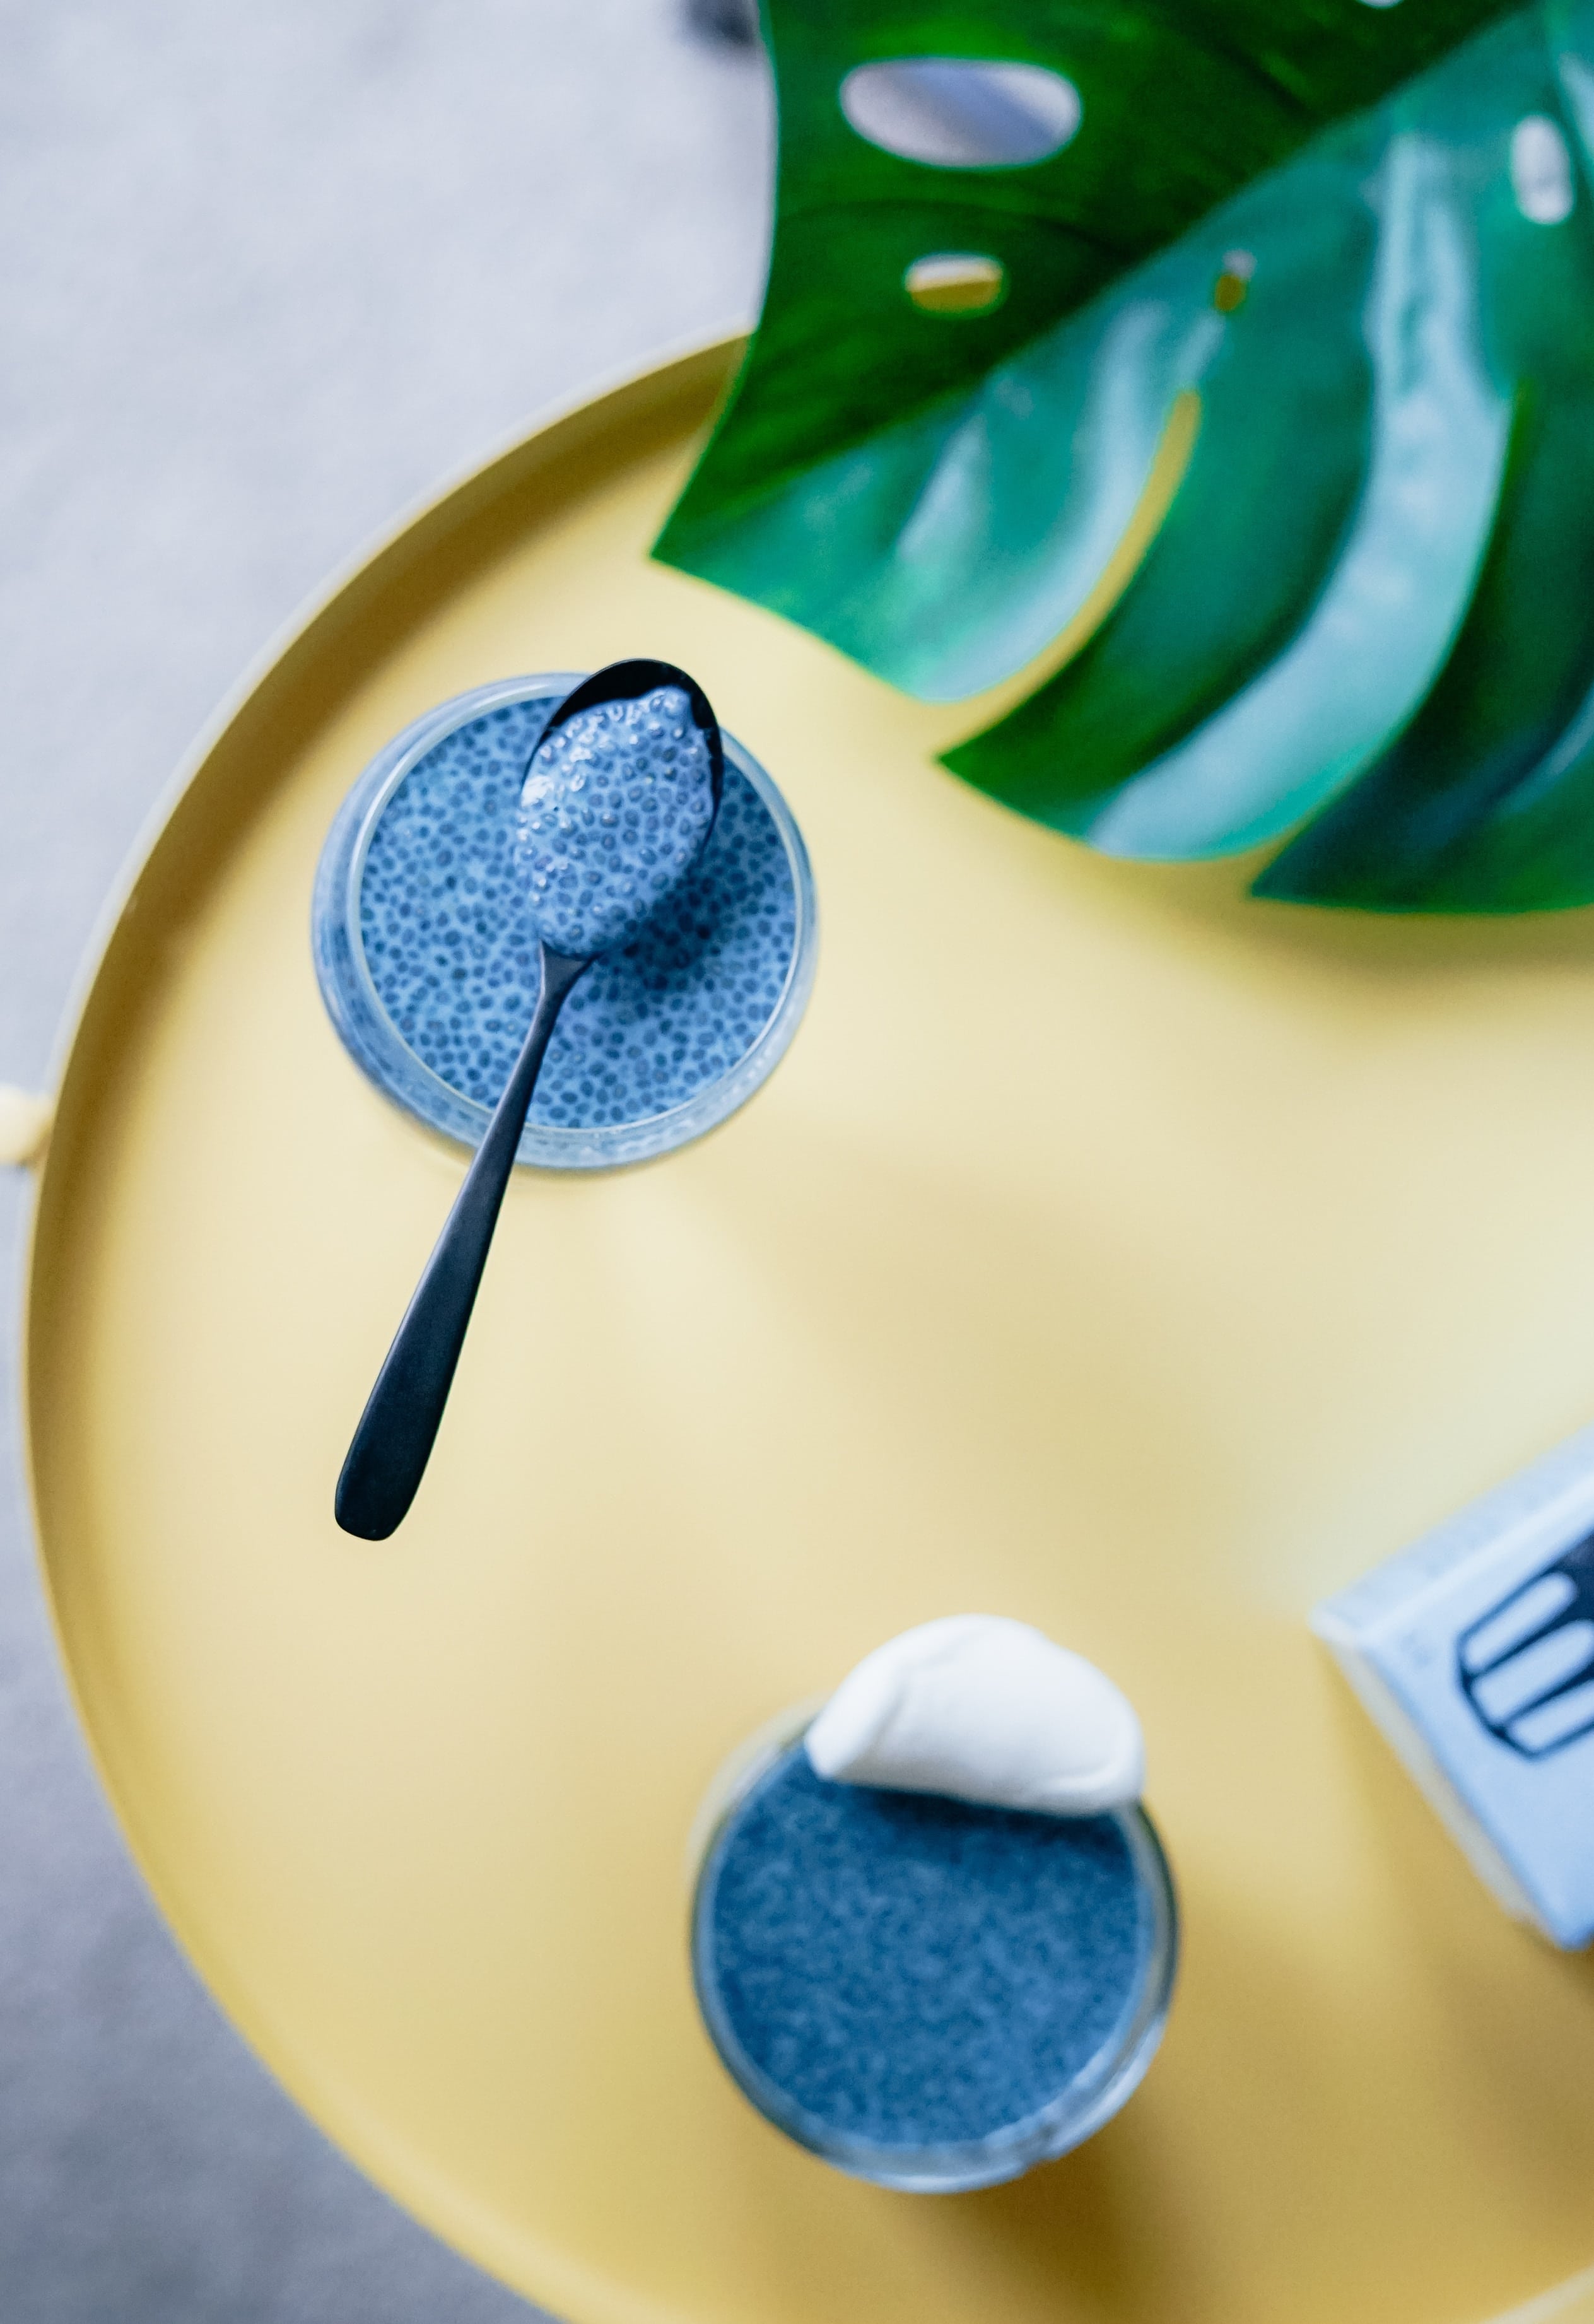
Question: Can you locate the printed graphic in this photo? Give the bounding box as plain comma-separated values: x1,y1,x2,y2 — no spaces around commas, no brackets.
1458,1532,1594,1757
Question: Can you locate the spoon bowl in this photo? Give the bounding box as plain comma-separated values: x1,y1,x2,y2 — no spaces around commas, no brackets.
521,659,724,954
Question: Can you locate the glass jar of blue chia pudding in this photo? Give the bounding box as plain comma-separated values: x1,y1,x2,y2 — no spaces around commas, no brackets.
312,674,816,1170
690,1723,1178,2193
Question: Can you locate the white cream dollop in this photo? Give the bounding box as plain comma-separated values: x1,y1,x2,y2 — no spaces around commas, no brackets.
804,1615,1144,1816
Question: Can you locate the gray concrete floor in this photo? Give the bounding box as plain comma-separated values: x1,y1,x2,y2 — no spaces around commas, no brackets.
0,6,770,2315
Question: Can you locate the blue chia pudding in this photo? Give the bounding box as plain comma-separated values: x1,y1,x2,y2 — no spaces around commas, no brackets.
692,1744,1176,2192
312,677,816,1170
517,685,718,960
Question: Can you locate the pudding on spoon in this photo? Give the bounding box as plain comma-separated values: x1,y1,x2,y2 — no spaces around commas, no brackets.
335,659,723,1541
515,666,721,960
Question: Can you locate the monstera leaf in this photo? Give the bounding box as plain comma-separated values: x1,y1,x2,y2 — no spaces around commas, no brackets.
654,0,1594,911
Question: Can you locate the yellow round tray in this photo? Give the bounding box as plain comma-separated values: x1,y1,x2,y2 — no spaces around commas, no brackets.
22,341,1594,2324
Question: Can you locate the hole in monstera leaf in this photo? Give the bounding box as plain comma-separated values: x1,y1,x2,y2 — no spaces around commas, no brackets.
1511,115,1575,223
842,57,1081,168
905,254,1007,315
1213,247,1255,312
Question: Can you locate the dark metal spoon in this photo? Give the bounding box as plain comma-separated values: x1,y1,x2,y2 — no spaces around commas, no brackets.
336,659,724,1539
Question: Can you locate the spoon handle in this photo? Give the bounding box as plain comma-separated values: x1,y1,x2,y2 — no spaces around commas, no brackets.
335,944,589,1539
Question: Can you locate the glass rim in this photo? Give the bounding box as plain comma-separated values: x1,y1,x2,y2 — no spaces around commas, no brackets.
689,1720,1180,2195
313,672,818,1173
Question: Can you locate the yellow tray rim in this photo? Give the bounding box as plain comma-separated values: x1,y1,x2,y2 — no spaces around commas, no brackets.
18,333,1594,2324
